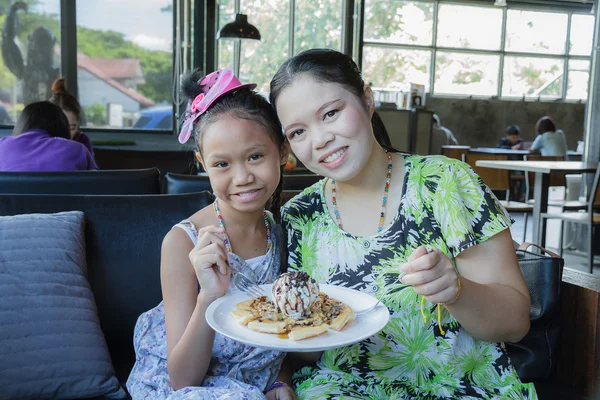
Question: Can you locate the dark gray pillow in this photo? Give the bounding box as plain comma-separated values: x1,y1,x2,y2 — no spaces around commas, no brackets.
0,211,126,399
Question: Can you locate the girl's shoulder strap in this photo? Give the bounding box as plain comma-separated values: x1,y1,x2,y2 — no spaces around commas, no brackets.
172,219,198,245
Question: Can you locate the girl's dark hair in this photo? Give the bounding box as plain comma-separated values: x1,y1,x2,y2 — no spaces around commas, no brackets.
535,116,556,135
269,48,397,152
13,101,70,139
49,78,81,121
181,69,285,221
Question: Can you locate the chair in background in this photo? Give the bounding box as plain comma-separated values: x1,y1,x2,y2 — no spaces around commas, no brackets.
163,172,212,194
0,168,161,195
539,164,600,273
464,153,533,242
163,172,322,202
441,145,470,161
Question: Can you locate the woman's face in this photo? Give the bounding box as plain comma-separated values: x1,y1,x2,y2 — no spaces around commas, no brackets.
275,76,375,182
63,110,78,139
197,114,287,213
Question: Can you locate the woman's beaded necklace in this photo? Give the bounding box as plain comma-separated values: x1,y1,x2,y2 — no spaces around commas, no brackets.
213,198,272,254
331,152,393,233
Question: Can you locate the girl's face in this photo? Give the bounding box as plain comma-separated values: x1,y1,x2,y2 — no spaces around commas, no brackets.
275,75,375,182
63,110,78,139
198,114,287,213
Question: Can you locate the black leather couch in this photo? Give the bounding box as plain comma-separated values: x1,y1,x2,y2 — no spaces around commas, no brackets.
0,168,161,195
163,172,322,195
0,192,213,397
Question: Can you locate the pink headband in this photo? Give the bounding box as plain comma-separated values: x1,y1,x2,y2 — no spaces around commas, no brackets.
178,68,257,144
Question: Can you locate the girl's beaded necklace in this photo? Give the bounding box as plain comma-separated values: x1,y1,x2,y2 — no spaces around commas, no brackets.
331,152,393,233
213,198,272,254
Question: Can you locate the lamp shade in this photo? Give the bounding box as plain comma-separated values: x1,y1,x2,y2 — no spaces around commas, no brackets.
217,13,261,40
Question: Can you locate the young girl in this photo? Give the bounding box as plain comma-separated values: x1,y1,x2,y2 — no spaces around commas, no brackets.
49,78,95,157
126,68,295,400
270,49,537,399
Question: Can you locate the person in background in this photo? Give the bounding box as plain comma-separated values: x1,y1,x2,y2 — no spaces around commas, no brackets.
497,125,524,150
0,101,97,171
530,116,568,158
49,77,94,157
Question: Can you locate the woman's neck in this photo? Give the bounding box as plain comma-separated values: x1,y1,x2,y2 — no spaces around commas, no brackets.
334,145,391,196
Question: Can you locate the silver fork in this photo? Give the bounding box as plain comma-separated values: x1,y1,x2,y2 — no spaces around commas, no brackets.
355,282,396,316
229,263,267,298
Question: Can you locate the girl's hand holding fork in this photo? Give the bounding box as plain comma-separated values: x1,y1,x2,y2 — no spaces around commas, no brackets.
188,225,230,302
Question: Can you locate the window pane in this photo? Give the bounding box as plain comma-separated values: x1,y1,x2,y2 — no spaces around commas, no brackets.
217,0,235,70
295,0,342,53
570,15,595,56
77,0,173,129
505,10,568,54
434,52,499,96
0,0,61,124
236,0,289,94
567,59,590,100
362,46,431,90
364,0,434,46
437,4,502,51
502,56,564,98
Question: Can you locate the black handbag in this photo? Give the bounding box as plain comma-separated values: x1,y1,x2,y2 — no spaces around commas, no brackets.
504,242,564,383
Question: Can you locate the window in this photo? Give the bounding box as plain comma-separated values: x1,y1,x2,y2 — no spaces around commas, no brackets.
364,1,434,46
217,0,344,95
0,0,61,125
570,14,595,56
505,10,568,55
436,4,503,51
567,59,590,100
363,47,431,90
362,1,593,102
76,0,173,129
502,56,564,98
436,52,500,96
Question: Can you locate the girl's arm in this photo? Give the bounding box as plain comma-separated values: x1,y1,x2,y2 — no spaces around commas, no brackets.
529,134,543,152
161,226,229,390
402,229,530,343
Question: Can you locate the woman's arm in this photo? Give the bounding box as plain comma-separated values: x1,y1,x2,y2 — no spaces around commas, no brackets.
161,226,229,390
529,134,543,152
402,229,530,343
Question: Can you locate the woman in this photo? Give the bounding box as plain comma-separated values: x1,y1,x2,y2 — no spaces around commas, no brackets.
0,101,97,171
530,116,568,157
270,49,535,399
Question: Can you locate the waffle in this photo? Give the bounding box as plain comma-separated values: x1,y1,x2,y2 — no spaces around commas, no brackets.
230,292,355,341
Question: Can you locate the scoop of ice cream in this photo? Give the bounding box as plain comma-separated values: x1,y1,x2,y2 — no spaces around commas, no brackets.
271,271,319,320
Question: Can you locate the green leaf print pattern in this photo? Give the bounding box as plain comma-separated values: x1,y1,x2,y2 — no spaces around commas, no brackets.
282,155,537,400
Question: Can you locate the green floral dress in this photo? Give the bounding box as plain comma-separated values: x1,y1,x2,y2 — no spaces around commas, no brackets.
281,155,537,400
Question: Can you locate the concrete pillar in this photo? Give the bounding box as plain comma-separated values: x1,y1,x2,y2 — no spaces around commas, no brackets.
583,0,600,164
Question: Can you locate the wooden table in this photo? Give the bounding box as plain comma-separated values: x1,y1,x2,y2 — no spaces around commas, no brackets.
475,160,597,243
470,147,530,156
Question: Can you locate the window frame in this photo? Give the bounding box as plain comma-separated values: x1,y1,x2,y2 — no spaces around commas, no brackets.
359,0,594,102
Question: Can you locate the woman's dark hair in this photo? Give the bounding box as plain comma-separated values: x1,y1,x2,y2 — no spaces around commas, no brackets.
13,101,70,139
49,78,81,121
535,116,556,135
181,69,285,220
269,48,397,152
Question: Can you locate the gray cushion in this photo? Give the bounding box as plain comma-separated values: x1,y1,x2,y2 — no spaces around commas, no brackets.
0,211,126,399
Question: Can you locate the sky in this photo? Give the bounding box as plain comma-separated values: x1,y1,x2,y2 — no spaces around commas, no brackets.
36,0,173,52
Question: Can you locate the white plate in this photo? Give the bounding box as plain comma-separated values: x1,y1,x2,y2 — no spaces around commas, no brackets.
205,283,390,352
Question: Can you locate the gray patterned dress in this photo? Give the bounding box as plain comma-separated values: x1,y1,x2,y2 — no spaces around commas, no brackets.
126,215,286,400
281,155,537,400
